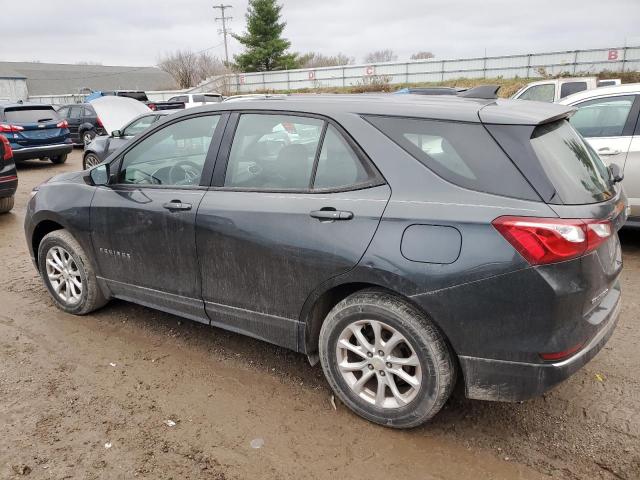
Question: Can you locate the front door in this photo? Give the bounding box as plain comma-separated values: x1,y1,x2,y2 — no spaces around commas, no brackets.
90,113,223,321
196,113,390,349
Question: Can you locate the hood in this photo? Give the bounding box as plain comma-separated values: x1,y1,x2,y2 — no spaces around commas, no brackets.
88,96,150,134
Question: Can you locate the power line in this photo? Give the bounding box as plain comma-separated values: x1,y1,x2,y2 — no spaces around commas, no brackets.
213,4,233,65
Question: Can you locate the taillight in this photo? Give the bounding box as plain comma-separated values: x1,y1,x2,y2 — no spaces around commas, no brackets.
97,117,104,128
0,124,24,133
0,135,12,161
492,216,613,265
539,341,585,362
148,103,157,111
282,122,297,134
56,120,69,128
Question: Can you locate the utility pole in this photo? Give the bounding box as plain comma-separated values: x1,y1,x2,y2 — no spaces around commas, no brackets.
213,4,233,65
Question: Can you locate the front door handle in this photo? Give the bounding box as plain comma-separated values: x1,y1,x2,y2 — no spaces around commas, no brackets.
310,209,353,221
597,147,621,156
162,200,192,211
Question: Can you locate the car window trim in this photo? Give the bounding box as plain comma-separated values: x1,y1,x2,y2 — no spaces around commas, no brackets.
211,109,385,193
107,111,229,189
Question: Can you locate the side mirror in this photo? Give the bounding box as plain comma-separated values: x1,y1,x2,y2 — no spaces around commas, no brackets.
111,129,123,138
609,163,624,184
90,164,109,186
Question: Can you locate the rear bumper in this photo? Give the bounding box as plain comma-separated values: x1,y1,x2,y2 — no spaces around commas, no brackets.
12,143,73,161
459,294,621,402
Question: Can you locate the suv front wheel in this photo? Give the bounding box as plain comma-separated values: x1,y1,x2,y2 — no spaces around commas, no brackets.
319,290,456,428
38,230,108,315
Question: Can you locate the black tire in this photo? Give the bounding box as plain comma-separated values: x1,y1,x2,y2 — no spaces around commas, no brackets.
319,290,456,428
0,195,14,214
83,152,101,170
50,153,68,164
82,129,96,146
37,230,108,315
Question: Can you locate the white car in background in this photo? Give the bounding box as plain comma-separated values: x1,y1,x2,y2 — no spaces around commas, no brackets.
559,83,640,227
512,77,621,103
167,93,223,109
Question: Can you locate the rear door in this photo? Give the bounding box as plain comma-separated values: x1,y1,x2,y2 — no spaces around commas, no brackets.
622,105,640,220
195,112,390,349
66,105,83,142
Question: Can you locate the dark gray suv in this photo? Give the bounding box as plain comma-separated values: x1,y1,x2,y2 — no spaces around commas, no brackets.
24,92,626,428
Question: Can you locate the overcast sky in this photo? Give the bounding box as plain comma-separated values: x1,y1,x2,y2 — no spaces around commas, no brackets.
2,0,639,66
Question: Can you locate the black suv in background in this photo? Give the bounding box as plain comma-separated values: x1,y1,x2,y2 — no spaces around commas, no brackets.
0,135,17,213
56,104,106,146
0,103,72,164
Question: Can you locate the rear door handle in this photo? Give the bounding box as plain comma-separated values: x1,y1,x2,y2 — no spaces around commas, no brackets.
310,209,353,220
162,200,192,211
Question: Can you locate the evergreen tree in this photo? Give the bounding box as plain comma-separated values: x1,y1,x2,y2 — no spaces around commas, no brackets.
232,0,298,72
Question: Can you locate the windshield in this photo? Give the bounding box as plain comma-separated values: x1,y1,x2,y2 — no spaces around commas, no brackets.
5,107,59,123
530,120,614,204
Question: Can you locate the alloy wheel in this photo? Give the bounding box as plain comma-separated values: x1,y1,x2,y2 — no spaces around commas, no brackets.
84,154,101,169
336,319,422,409
45,246,83,305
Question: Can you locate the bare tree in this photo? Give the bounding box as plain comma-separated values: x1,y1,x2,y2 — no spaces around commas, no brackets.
158,50,230,88
410,51,434,60
298,52,354,68
363,50,398,63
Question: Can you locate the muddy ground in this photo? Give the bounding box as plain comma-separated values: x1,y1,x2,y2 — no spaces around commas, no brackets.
0,150,638,480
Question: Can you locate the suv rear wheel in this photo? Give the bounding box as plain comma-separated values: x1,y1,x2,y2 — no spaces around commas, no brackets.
38,230,108,315
319,290,456,428
0,195,14,214
50,154,68,165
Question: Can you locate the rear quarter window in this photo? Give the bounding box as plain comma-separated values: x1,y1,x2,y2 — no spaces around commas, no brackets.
365,116,539,201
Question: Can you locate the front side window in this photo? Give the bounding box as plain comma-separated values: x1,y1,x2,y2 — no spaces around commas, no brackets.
123,115,158,137
224,114,324,190
569,95,635,138
119,115,220,186
518,84,555,102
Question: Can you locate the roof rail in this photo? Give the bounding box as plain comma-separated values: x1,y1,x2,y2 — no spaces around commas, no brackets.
457,85,500,99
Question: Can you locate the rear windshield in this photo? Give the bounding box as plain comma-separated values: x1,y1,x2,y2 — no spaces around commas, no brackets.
4,106,59,123
530,120,614,204
203,95,222,103
365,115,539,200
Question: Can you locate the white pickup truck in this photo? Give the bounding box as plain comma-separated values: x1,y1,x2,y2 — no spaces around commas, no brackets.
512,77,621,103
167,93,223,109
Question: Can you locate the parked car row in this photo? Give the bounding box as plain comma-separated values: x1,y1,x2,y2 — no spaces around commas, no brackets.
26,90,626,428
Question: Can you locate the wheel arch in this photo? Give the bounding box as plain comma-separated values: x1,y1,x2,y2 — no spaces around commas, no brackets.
300,279,454,364
31,219,65,267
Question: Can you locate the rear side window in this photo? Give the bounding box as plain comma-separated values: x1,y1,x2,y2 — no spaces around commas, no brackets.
518,84,555,102
4,107,59,123
314,125,369,189
529,120,614,204
365,116,539,200
560,82,588,99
